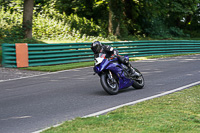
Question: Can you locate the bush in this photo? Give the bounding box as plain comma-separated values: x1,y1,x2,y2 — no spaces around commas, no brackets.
144,18,189,38
0,5,107,42
169,27,190,37
184,30,200,38
67,14,105,36
32,2,105,39
144,18,171,38
0,7,24,42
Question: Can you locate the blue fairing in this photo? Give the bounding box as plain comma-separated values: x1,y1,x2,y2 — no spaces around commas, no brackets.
94,58,110,74
94,57,134,90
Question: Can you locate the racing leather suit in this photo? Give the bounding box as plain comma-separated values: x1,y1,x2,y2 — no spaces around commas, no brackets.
95,44,136,76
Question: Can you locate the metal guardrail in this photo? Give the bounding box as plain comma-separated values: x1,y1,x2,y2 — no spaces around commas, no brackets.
2,40,200,67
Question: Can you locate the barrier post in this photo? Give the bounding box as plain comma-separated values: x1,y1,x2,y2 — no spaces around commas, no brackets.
15,43,29,67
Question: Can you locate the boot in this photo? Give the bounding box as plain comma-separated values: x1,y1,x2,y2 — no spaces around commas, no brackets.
130,67,140,77
127,64,140,77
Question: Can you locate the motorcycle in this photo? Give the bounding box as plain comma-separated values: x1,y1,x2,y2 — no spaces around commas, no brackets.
93,53,144,95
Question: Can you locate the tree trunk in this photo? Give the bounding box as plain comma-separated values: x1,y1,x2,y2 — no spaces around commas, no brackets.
108,2,113,34
108,0,123,36
115,22,120,36
23,0,34,39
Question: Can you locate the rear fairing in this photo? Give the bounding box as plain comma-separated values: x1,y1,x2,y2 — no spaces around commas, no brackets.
94,58,134,89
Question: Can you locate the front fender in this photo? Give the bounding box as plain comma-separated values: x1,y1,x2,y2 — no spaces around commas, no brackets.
94,58,118,75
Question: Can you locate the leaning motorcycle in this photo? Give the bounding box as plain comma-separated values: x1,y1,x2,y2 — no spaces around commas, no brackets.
93,53,144,95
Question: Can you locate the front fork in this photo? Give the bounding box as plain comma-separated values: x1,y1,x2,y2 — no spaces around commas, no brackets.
107,70,116,83
108,70,113,79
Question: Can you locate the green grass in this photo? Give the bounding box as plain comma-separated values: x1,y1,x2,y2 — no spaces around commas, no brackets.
42,85,200,133
23,62,94,72
23,53,199,72
129,53,200,61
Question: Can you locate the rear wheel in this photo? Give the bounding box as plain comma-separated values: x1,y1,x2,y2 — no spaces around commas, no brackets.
132,68,144,89
100,72,119,95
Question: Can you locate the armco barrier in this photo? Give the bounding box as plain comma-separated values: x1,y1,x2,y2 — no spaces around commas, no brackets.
1,40,200,68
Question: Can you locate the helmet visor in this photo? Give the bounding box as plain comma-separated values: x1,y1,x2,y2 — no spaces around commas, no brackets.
91,42,101,54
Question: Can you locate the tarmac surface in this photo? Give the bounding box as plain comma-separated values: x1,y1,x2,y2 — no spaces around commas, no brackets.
0,68,47,81
0,55,200,133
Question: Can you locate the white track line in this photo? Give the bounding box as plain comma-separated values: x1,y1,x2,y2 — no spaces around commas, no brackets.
84,81,200,117
0,66,93,83
33,81,200,133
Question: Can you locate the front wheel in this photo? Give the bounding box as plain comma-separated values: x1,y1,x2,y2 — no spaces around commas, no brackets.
100,72,119,95
132,68,145,89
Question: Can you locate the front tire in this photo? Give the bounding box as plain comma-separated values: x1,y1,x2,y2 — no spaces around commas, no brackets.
100,73,119,95
132,68,144,89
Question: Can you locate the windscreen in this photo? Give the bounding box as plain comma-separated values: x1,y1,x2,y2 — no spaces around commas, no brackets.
94,53,106,59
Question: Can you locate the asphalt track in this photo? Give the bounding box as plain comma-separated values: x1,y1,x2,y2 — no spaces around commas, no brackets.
0,55,200,133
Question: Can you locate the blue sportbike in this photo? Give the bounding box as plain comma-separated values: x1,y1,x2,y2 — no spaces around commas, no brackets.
93,53,144,95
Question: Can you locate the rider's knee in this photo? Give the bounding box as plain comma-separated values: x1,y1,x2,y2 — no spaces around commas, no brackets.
117,56,129,64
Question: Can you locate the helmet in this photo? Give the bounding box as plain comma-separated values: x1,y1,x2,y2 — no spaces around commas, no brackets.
91,41,102,54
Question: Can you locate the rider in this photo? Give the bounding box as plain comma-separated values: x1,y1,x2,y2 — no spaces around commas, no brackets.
91,41,138,77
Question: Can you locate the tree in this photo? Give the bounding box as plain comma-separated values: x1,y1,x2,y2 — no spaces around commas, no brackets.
108,0,124,36
108,1,113,34
23,0,34,38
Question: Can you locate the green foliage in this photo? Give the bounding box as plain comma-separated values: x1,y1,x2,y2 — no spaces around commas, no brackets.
144,17,189,38
169,27,190,37
54,0,109,36
183,3,200,38
138,0,199,38
0,1,108,42
66,14,104,36
35,0,103,36
184,30,200,38
0,0,199,41
55,0,94,18
32,3,106,40
144,18,169,38
0,6,24,42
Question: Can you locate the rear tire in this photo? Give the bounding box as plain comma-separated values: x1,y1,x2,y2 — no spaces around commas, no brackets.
132,68,144,89
100,73,119,95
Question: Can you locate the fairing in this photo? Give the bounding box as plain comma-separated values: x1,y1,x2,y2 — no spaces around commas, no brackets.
94,57,134,90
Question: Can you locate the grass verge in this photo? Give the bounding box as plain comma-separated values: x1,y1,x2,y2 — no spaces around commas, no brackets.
42,85,200,133
23,53,199,72
22,62,94,72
